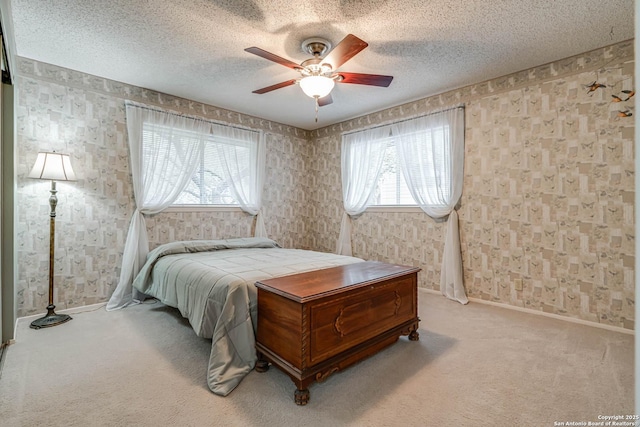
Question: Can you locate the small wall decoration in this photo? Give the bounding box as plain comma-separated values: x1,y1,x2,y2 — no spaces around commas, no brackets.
582,58,634,118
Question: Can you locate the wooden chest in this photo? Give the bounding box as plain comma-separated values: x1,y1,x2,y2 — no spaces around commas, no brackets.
254,261,420,405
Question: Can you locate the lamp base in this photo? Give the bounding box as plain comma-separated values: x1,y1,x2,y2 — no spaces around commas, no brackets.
30,305,72,329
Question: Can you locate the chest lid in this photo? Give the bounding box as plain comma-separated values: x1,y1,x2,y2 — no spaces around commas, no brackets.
254,261,420,303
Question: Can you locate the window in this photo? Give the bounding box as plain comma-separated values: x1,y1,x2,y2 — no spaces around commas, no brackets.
370,124,450,207
173,137,249,205
371,138,415,205
139,124,260,207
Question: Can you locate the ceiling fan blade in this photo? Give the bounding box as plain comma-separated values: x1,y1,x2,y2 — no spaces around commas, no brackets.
337,72,393,87
318,94,333,107
245,47,301,70
252,79,297,94
322,34,368,70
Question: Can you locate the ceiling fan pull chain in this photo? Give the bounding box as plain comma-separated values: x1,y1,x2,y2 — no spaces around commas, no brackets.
315,96,319,122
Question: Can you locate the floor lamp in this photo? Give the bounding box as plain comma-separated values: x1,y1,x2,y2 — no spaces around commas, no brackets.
28,151,77,329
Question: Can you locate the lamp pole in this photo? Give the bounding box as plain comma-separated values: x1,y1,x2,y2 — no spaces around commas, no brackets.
28,151,76,328
30,179,72,329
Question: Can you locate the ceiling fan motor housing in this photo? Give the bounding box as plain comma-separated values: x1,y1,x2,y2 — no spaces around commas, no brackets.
301,37,334,77
300,58,332,76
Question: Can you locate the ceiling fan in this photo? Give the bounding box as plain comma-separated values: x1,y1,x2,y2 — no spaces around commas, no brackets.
245,34,393,121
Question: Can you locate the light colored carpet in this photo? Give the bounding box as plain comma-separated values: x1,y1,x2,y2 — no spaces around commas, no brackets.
0,291,633,427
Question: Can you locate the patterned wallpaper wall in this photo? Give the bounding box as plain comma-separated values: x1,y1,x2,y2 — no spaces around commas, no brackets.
14,58,311,317
308,41,635,330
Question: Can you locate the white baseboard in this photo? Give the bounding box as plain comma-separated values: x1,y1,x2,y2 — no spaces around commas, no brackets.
419,288,634,335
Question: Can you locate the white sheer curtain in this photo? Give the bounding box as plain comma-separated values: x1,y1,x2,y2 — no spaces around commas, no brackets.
393,107,468,304
106,102,208,310
336,126,391,255
211,123,267,237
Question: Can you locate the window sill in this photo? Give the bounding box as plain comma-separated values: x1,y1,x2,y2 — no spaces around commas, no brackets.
164,205,243,213
366,206,423,213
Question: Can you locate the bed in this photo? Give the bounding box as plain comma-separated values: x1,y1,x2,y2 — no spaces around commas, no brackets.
132,237,364,396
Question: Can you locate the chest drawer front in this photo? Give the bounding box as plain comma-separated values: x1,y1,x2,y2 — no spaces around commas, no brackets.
308,275,416,364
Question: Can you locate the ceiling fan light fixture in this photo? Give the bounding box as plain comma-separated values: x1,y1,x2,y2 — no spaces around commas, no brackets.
299,75,335,99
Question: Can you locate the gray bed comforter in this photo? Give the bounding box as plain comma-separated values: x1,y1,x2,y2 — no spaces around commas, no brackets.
132,237,363,396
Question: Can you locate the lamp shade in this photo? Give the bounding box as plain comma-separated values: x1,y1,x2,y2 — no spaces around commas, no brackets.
28,152,77,181
299,75,335,98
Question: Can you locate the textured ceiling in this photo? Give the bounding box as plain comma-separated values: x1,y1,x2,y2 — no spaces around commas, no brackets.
5,0,636,130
